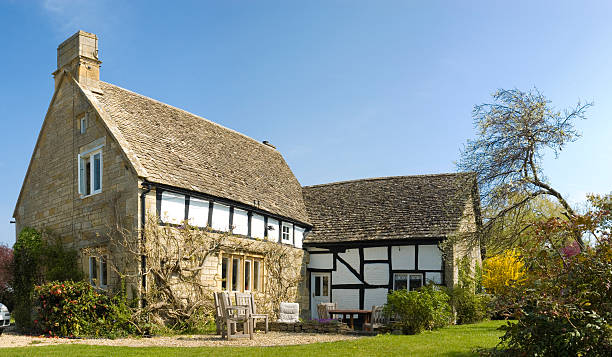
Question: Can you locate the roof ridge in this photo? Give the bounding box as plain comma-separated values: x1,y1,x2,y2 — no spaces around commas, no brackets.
303,172,473,189
98,81,279,152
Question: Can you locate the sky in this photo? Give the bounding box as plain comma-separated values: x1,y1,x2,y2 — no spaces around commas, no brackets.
0,0,611,246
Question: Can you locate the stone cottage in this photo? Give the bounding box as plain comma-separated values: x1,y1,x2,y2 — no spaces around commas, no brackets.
13,31,481,319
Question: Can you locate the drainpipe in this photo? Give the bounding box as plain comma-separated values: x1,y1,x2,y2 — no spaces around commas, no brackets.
140,180,152,306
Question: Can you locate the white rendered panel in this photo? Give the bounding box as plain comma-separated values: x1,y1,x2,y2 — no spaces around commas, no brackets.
338,249,360,271
308,254,333,269
332,261,361,284
425,272,443,284
160,192,185,224
267,218,279,241
364,288,389,310
418,245,443,270
211,203,230,231
364,247,388,260
251,214,265,238
364,263,389,285
188,197,209,227
294,226,305,249
232,208,248,235
391,245,415,270
332,289,360,310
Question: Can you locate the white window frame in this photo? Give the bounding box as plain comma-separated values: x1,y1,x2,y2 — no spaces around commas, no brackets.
78,145,103,197
281,222,293,243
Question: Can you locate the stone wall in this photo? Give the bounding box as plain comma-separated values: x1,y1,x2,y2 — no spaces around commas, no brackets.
14,76,140,292
260,321,353,334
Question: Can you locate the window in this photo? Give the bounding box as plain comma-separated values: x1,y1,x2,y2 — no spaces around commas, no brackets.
281,222,293,243
231,258,240,291
221,257,229,290
425,272,442,285
89,257,98,285
89,255,108,289
253,260,260,291
80,115,87,134
221,254,263,292
100,256,108,288
78,147,103,197
393,273,423,291
244,260,252,291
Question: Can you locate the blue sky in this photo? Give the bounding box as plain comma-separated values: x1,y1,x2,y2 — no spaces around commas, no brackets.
1,0,611,245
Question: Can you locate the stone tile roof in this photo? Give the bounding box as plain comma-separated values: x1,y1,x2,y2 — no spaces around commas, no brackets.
302,173,477,244
89,81,309,224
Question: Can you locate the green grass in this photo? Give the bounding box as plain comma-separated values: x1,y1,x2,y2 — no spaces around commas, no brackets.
0,320,508,357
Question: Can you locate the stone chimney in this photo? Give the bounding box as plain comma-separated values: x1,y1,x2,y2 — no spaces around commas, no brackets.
53,30,101,92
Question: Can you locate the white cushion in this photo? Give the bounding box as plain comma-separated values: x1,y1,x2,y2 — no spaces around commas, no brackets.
277,302,300,323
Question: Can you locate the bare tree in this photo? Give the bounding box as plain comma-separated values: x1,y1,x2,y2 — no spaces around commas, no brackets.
459,88,592,250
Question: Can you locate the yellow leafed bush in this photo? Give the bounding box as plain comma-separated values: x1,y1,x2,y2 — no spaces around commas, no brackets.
482,249,526,294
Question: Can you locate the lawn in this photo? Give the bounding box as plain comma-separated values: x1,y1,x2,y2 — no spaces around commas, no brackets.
1,320,508,357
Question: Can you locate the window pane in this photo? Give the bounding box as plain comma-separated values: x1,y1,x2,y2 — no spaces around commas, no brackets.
90,257,97,285
93,153,101,191
409,274,423,291
221,257,228,290
232,258,240,291
101,256,108,287
394,273,408,290
244,260,251,291
425,272,442,285
79,157,86,195
85,160,91,195
314,276,321,296
253,261,260,291
322,276,329,297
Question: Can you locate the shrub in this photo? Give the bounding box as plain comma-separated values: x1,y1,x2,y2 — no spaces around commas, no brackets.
385,284,452,334
12,228,84,331
0,244,14,311
34,280,135,338
487,209,612,356
449,287,491,324
482,249,526,295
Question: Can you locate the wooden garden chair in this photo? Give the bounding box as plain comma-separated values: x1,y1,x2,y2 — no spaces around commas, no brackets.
235,292,268,333
363,305,386,332
215,291,253,340
316,302,337,320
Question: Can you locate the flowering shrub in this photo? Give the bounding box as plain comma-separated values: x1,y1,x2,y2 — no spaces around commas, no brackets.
385,284,452,334
34,281,135,338
485,207,612,356
482,249,526,295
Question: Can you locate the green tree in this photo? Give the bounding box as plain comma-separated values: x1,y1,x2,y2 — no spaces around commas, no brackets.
458,88,592,250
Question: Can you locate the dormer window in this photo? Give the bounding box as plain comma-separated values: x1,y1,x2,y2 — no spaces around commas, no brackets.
282,222,293,243
78,146,103,197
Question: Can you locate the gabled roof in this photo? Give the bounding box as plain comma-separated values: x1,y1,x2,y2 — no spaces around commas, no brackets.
302,173,477,244
86,81,309,224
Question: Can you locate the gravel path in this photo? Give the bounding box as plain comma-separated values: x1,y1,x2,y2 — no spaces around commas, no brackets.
0,329,362,348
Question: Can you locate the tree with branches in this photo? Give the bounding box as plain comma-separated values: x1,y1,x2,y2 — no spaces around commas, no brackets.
459,88,592,251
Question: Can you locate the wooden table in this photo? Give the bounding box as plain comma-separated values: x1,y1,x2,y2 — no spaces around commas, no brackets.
327,309,372,330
